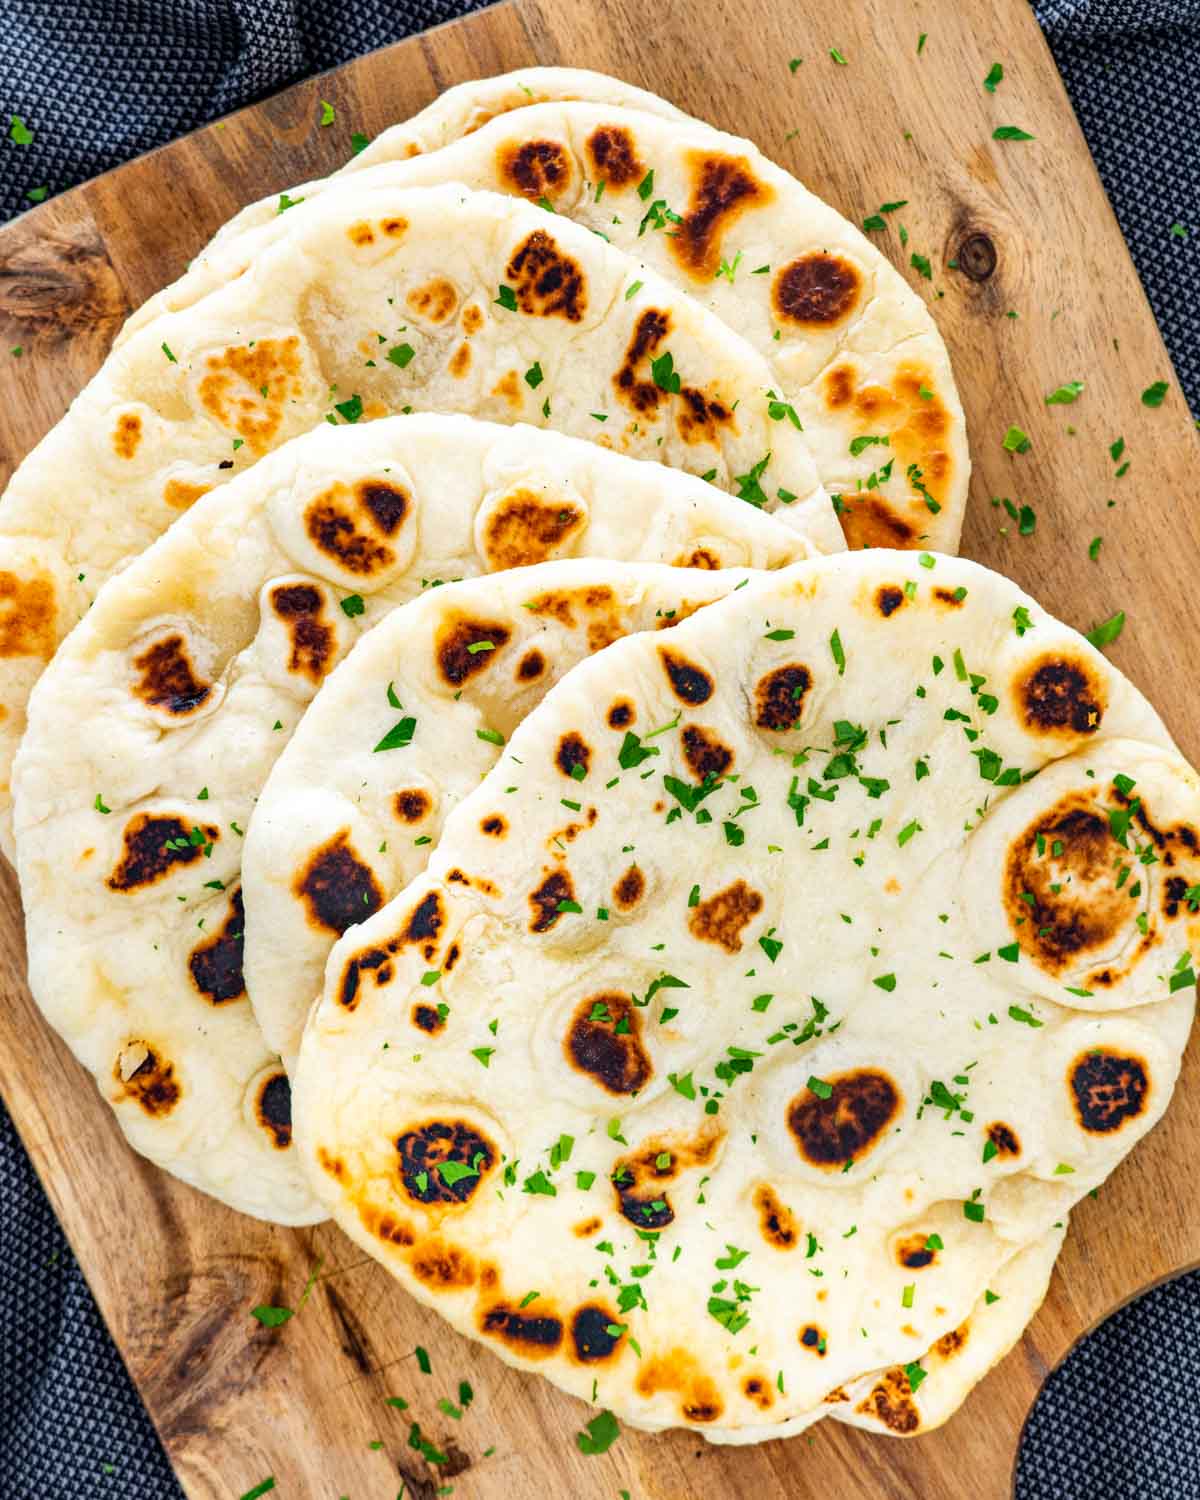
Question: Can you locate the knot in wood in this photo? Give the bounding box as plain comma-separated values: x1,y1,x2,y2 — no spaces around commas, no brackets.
957,231,997,282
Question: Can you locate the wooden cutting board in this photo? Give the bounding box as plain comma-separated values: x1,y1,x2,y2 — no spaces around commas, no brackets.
1,1,1197,1496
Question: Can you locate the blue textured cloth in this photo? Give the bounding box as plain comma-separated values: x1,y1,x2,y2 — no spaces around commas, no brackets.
0,3,1197,1497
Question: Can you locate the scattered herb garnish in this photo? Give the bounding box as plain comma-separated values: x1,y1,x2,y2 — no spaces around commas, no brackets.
576,1410,620,1455
239,1481,276,1500
1086,611,1126,649
1141,381,1169,408
374,716,417,752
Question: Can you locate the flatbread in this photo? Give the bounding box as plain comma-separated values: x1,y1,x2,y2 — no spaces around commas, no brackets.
197,67,691,266
119,98,968,556
833,1227,1063,1440
11,412,809,1224
295,549,1198,1440
243,559,752,1070
0,184,837,852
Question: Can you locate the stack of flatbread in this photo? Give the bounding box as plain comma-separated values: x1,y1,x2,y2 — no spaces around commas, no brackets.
5,66,1196,1447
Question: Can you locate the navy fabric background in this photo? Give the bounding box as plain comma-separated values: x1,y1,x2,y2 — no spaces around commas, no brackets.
0,2,1197,1496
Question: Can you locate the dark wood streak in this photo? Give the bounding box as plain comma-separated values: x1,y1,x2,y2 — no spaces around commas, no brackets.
0,217,129,346
324,1280,376,1377
395,1463,441,1500
155,1256,286,1443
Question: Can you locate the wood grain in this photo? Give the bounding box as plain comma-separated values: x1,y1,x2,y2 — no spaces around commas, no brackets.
1,1,1197,1496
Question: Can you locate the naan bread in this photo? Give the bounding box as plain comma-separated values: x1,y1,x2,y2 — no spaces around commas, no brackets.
295,550,1198,1441
835,1227,1063,1438
244,559,755,1070
11,412,809,1223
197,67,690,264
0,185,837,852
120,98,967,555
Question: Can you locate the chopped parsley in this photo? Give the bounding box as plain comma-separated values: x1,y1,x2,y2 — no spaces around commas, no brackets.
767,393,802,428
339,593,365,618
1086,611,1125,649
992,126,1035,141
1045,380,1084,405
904,1361,927,1393
523,1170,556,1197
576,1410,620,1455
238,1482,276,1500
983,62,1004,92
651,351,681,394
251,1305,293,1328
374,716,416,752
669,1071,696,1100
708,1279,756,1333
1141,380,1169,408
734,453,772,507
